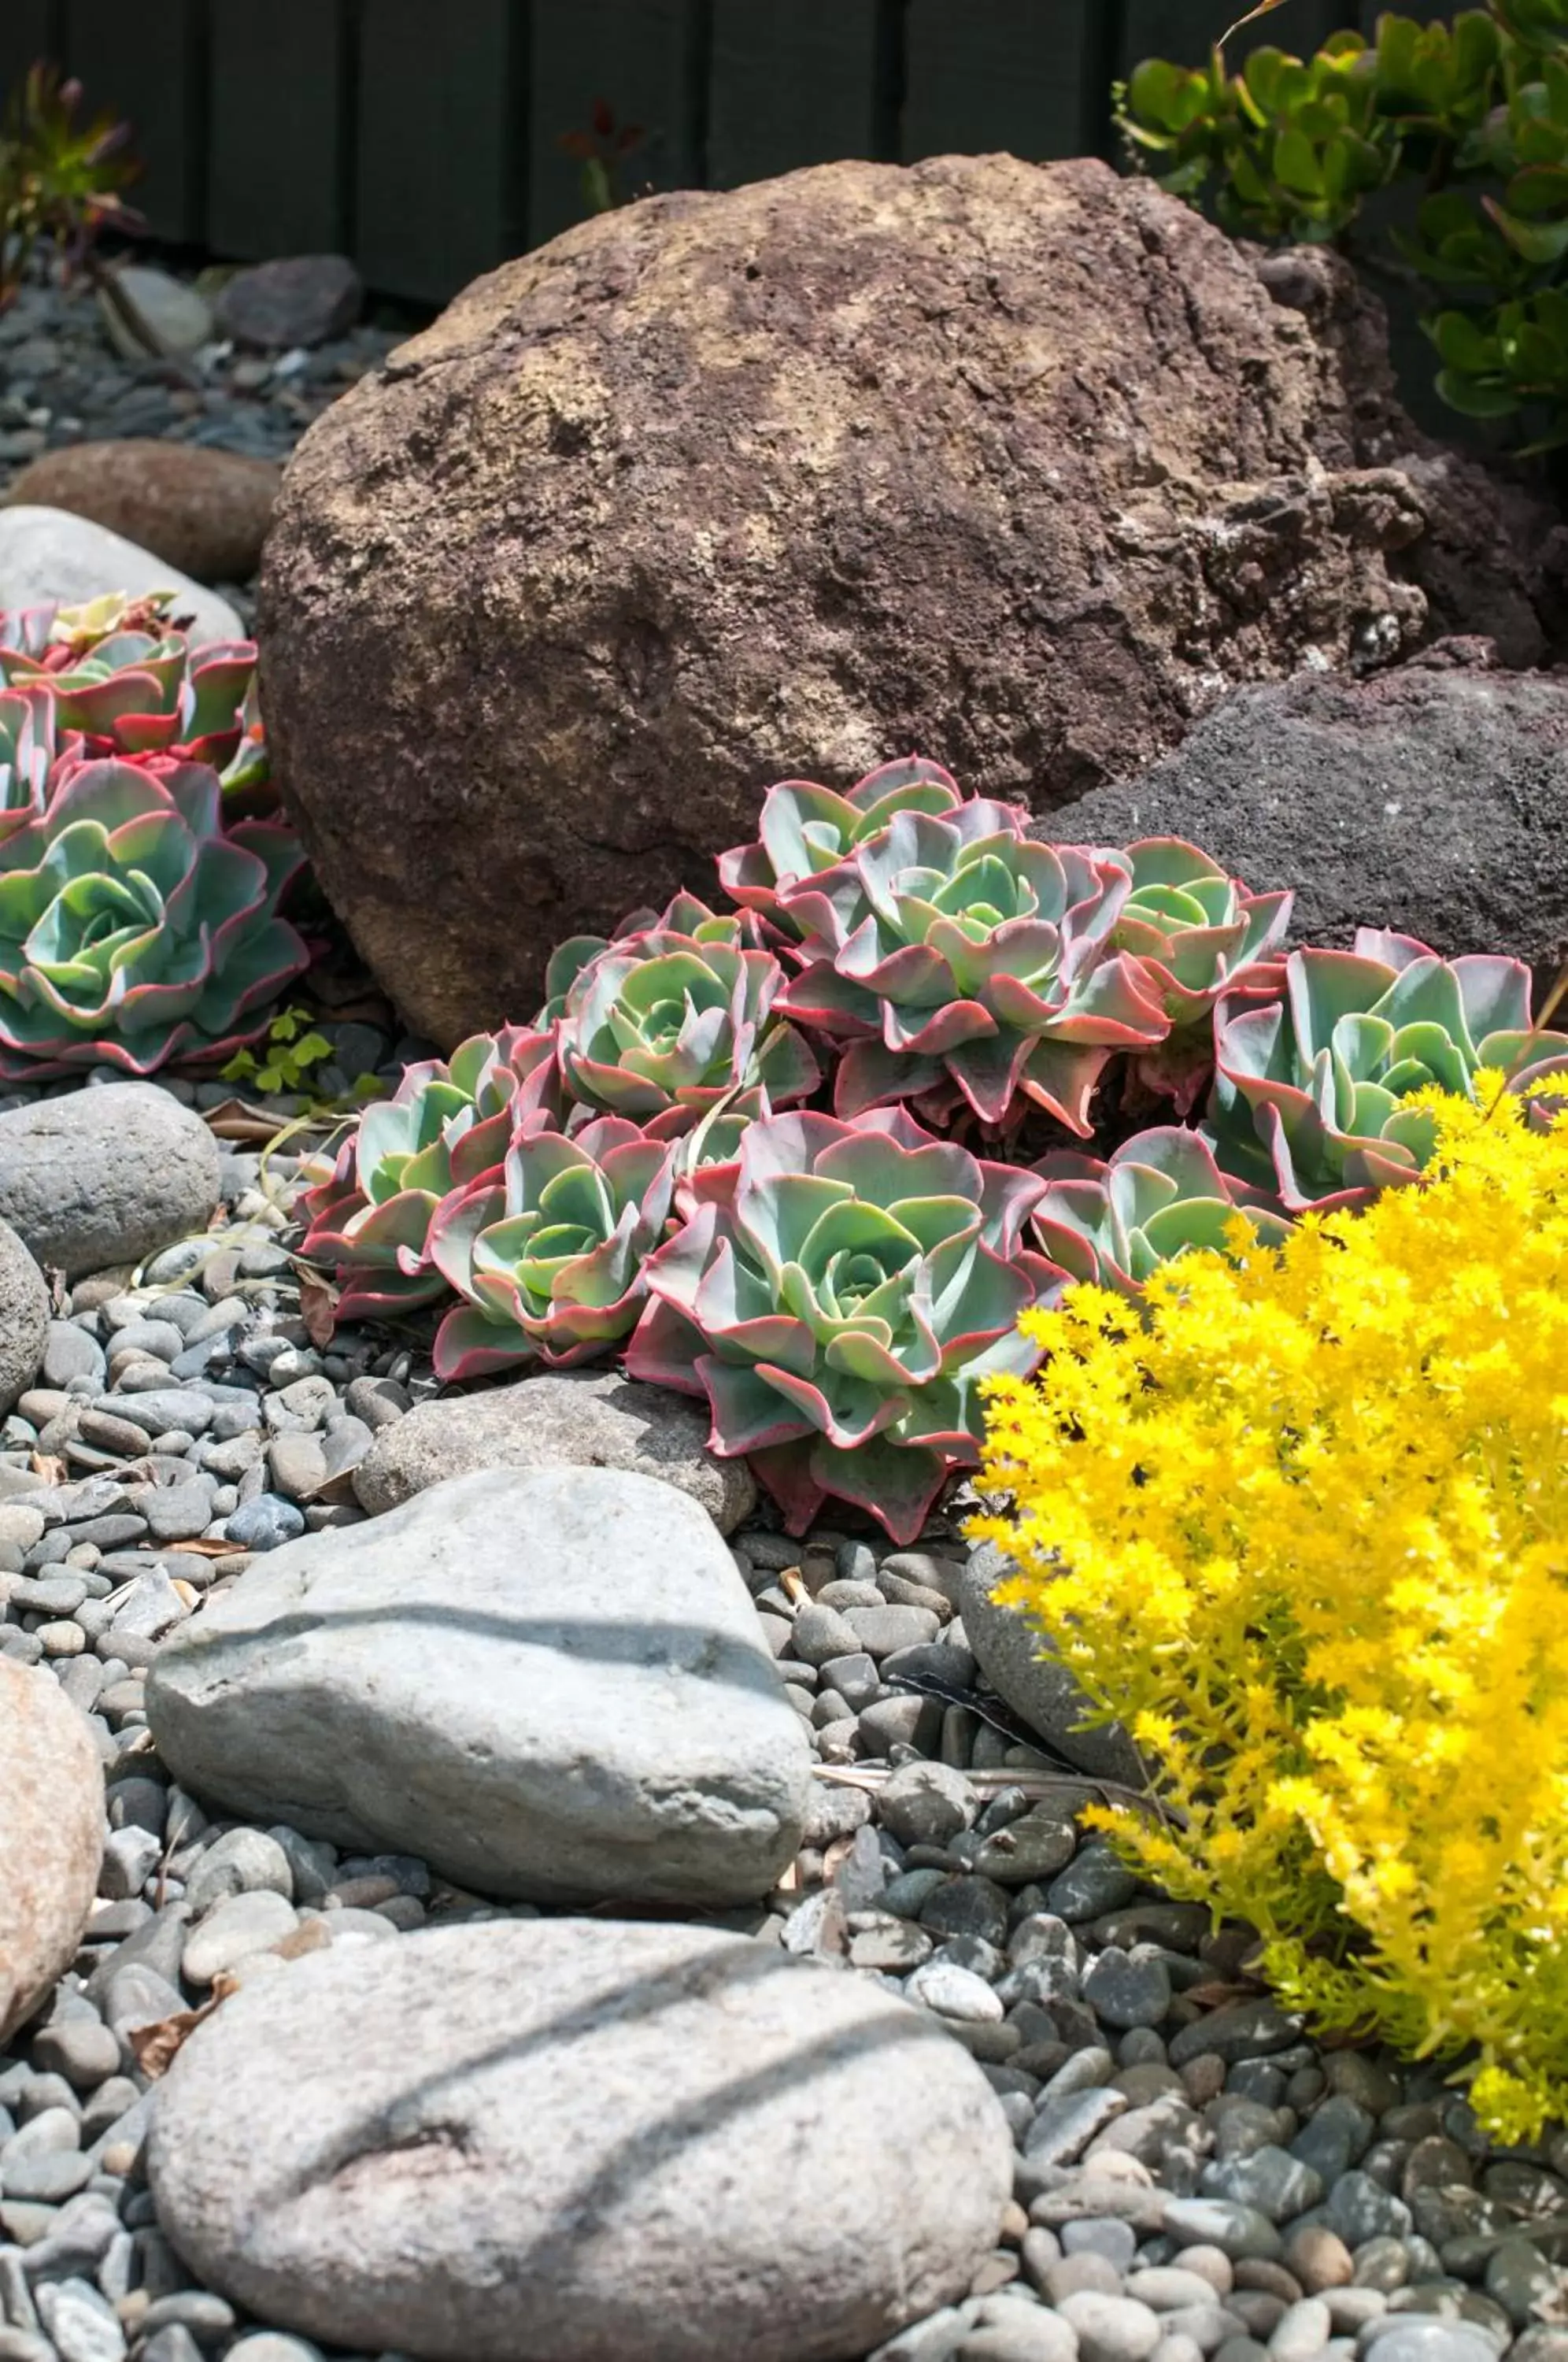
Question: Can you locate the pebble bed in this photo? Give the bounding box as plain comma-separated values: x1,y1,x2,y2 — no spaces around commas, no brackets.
2,1057,1568,2362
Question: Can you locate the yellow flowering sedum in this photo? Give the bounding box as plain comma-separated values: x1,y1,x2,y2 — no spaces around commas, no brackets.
971,1083,1568,2139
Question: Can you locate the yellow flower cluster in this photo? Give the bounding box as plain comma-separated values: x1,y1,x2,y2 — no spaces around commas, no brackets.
971,1082,1568,2139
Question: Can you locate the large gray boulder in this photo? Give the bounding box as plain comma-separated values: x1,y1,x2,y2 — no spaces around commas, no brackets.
353,1368,755,1533
0,1213,47,1413
0,1083,221,1280
1,1660,103,2042
961,1544,1143,1790
1054,657,1568,976
147,1919,1015,2362
146,1466,811,1907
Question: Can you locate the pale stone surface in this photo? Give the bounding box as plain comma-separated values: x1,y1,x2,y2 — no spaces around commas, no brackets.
0,507,242,647
353,1368,755,1532
0,1660,103,2042
0,1083,221,1280
147,1919,1015,2362
147,1468,810,1907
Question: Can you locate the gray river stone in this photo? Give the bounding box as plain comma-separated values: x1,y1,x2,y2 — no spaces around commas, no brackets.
145,1466,810,1907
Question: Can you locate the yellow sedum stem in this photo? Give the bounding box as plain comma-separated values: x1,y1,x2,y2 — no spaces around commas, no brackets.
971,1080,1568,2141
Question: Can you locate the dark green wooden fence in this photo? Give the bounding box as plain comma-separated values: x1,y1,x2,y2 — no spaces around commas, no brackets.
0,0,1382,305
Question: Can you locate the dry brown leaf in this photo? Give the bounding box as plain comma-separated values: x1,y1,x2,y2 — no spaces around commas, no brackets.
128,1971,240,2079
299,1270,338,1350
199,1094,283,1140
29,1453,65,1485
165,1537,238,1560
1219,0,1289,44
779,1568,807,1605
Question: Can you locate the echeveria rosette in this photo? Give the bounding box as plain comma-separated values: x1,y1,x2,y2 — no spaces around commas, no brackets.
718,755,964,935
429,1116,677,1379
1031,1124,1295,1301
776,802,1170,1134
536,890,774,1025
0,758,307,1079
1111,838,1292,1113
625,1105,1056,1544
300,1027,561,1321
551,921,821,1127
1204,928,1568,1212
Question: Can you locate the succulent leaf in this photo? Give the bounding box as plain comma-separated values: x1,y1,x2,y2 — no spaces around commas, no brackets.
0,757,307,1079
1205,930,1568,1208
1031,1123,1295,1298
301,1026,561,1321
429,1114,676,1378
775,802,1170,1132
718,757,964,932
624,1105,1056,1542
1111,838,1292,1112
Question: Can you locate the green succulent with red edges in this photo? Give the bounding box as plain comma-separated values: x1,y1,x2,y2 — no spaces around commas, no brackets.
0,757,306,1078
1204,927,1568,1211
625,1105,1056,1543
718,755,964,935
1031,1124,1295,1301
430,1115,677,1379
0,593,268,804
1110,837,1292,1113
546,910,820,1127
0,684,60,839
300,1027,561,1321
776,798,1170,1134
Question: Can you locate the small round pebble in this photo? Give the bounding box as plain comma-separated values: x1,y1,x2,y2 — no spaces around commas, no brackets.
1058,2290,1164,2362
224,1494,306,1551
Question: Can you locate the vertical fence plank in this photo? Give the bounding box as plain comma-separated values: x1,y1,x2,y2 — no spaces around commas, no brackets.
356,0,526,303
903,0,1094,167
61,0,206,242
527,0,704,250
708,0,885,189
0,2,57,98
206,0,346,261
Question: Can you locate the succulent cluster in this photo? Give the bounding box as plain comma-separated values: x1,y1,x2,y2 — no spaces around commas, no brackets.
0,594,268,804
0,761,307,1079
0,593,303,1078
305,753,1567,1540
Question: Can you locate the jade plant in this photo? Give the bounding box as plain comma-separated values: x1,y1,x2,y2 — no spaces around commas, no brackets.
1111,839,1292,1111
0,594,268,802
1031,1124,1295,1298
625,1105,1056,1542
775,799,1170,1133
1117,3,1568,446
301,1027,560,1320
1204,928,1568,1209
0,758,306,1079
429,1116,678,1379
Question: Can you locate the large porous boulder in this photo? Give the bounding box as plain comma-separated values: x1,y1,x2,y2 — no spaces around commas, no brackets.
0,1083,222,1279
1053,652,1568,976
146,1467,811,1907
260,154,1558,1046
1,1660,103,2042
353,1369,754,1531
148,1919,1014,2362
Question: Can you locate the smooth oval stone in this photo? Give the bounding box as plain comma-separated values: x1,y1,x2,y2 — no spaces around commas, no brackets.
147,1918,1014,2362
0,1660,102,2042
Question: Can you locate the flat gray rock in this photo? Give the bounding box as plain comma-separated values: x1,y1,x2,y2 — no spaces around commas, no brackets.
353,1368,755,1533
0,1083,221,1280
146,1466,809,1906
0,1214,46,1412
960,1544,1144,1788
146,1918,1014,2362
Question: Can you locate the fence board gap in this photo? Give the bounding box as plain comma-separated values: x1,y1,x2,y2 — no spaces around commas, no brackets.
904,0,1093,168
707,0,882,189
356,0,524,303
